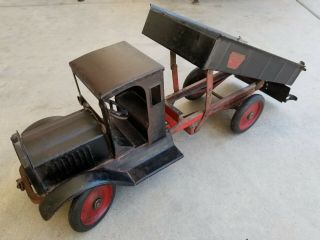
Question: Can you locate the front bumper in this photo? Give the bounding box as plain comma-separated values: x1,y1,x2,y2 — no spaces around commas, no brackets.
16,166,44,204
11,132,46,197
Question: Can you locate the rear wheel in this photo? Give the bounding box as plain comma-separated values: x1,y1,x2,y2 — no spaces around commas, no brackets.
68,184,116,232
183,68,207,100
231,94,264,133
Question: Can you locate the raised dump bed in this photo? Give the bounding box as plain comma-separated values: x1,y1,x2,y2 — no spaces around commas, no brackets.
143,4,305,89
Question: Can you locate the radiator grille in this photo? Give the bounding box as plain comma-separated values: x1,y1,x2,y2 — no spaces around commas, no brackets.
41,145,96,183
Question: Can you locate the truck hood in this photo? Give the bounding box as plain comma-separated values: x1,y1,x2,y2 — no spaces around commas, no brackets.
12,109,111,194
19,110,104,168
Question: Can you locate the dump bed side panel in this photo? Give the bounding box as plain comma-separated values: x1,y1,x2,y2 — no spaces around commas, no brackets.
142,5,215,68
143,5,305,87
143,4,305,102
205,37,304,86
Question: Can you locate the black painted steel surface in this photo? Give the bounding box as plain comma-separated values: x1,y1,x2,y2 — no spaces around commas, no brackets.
143,4,305,86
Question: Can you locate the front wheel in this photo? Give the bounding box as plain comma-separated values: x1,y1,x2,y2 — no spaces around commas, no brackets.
68,184,116,232
231,94,265,133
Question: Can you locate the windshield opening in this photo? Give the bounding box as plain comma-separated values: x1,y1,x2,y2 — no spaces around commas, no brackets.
75,76,103,118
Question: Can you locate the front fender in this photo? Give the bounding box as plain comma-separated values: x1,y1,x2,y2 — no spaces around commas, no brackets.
39,171,117,220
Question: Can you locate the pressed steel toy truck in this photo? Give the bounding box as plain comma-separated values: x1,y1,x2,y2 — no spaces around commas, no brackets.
11,5,305,232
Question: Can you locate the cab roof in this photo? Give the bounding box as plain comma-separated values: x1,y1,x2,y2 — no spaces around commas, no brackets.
69,41,164,99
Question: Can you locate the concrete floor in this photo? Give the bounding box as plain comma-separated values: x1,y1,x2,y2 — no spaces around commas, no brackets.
1,0,320,239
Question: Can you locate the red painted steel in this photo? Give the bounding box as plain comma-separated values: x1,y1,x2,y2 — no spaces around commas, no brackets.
239,101,263,130
165,113,178,129
194,70,214,133
80,185,113,225
170,51,180,92
165,52,264,135
169,112,204,134
227,52,246,70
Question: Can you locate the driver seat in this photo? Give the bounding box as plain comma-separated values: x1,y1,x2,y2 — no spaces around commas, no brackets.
115,88,149,140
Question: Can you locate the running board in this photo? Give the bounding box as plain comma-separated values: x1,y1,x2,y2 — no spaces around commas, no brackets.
128,146,183,184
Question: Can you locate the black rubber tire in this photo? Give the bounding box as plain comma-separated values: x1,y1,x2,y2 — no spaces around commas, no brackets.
231,94,265,134
68,184,116,232
183,68,207,100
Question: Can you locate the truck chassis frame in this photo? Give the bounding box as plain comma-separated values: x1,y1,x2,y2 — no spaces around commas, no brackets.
165,51,264,135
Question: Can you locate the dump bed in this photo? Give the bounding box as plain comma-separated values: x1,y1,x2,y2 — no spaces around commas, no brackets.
143,4,305,86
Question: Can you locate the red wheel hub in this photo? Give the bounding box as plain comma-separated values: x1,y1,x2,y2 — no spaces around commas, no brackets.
239,101,263,131
80,185,114,226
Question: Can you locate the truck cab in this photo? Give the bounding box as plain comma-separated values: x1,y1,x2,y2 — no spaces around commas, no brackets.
12,41,183,231
71,41,167,152
68,40,183,184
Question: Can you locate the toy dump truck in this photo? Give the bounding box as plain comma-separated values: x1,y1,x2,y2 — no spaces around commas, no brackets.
11,4,305,232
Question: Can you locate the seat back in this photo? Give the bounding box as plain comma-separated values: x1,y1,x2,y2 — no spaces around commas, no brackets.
115,88,148,139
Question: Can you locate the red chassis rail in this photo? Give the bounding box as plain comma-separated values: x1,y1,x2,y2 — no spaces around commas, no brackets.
165,51,264,135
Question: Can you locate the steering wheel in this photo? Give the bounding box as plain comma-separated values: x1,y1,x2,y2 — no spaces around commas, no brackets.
105,100,128,120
